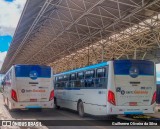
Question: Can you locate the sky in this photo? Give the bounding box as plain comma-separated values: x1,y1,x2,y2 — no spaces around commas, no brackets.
0,0,160,82
0,0,26,70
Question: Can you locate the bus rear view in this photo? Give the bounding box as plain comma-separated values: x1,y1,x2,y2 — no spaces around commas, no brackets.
3,65,54,111
107,60,156,115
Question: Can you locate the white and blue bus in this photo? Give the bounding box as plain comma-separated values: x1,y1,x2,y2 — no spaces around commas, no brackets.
2,65,54,111
54,60,156,117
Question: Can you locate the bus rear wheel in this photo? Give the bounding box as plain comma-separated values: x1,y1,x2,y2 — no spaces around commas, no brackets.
78,101,85,117
54,98,60,109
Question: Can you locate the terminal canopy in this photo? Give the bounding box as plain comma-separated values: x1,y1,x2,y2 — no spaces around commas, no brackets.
1,0,160,74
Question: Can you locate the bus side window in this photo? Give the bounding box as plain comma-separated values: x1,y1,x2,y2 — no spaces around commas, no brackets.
63,74,69,81
55,82,60,89
57,76,65,89
70,73,76,80
74,72,81,88
77,72,84,79
70,73,76,88
58,76,63,82
77,72,85,87
85,70,95,87
66,81,70,88
95,67,108,88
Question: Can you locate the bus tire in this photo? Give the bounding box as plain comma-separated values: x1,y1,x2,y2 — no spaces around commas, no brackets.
56,105,60,109
54,98,60,109
78,101,85,117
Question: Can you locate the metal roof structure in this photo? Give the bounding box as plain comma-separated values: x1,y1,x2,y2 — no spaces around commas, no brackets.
1,0,160,74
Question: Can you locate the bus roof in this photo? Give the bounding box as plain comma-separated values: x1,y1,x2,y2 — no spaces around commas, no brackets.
54,59,153,76
3,64,51,75
55,62,108,76
15,64,50,67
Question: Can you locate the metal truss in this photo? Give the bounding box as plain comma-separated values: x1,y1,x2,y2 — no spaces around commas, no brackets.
1,0,160,74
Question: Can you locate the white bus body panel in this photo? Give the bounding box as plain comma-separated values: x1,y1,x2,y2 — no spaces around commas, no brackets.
55,89,108,116
107,61,156,115
3,65,54,110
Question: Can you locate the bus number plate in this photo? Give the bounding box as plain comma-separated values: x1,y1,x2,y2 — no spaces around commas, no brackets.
129,102,137,106
30,99,37,102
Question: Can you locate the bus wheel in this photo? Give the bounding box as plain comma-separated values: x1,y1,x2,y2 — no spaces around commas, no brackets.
78,101,85,117
54,98,60,109
56,105,60,109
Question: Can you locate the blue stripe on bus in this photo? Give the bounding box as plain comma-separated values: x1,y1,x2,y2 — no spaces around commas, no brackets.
25,106,42,109
124,112,143,115
55,62,108,76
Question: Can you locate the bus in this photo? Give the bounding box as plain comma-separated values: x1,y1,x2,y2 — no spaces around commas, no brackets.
54,60,156,117
2,65,54,111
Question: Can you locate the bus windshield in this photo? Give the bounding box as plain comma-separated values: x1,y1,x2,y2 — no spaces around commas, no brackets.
15,65,51,78
114,60,154,76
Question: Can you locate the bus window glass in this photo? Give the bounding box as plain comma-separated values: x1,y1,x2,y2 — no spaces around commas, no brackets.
74,80,82,88
85,70,95,79
58,76,63,82
95,67,108,88
63,75,69,81
85,70,95,87
77,72,84,79
66,81,70,88
15,65,51,78
71,73,76,80
97,68,105,78
55,82,65,89
55,83,60,89
113,60,154,76
70,81,75,87
80,79,85,87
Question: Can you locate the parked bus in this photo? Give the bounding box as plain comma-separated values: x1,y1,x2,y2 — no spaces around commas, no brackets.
54,60,156,117
2,65,54,111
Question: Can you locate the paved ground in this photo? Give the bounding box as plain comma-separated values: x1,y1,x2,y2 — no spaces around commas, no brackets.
0,93,160,129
